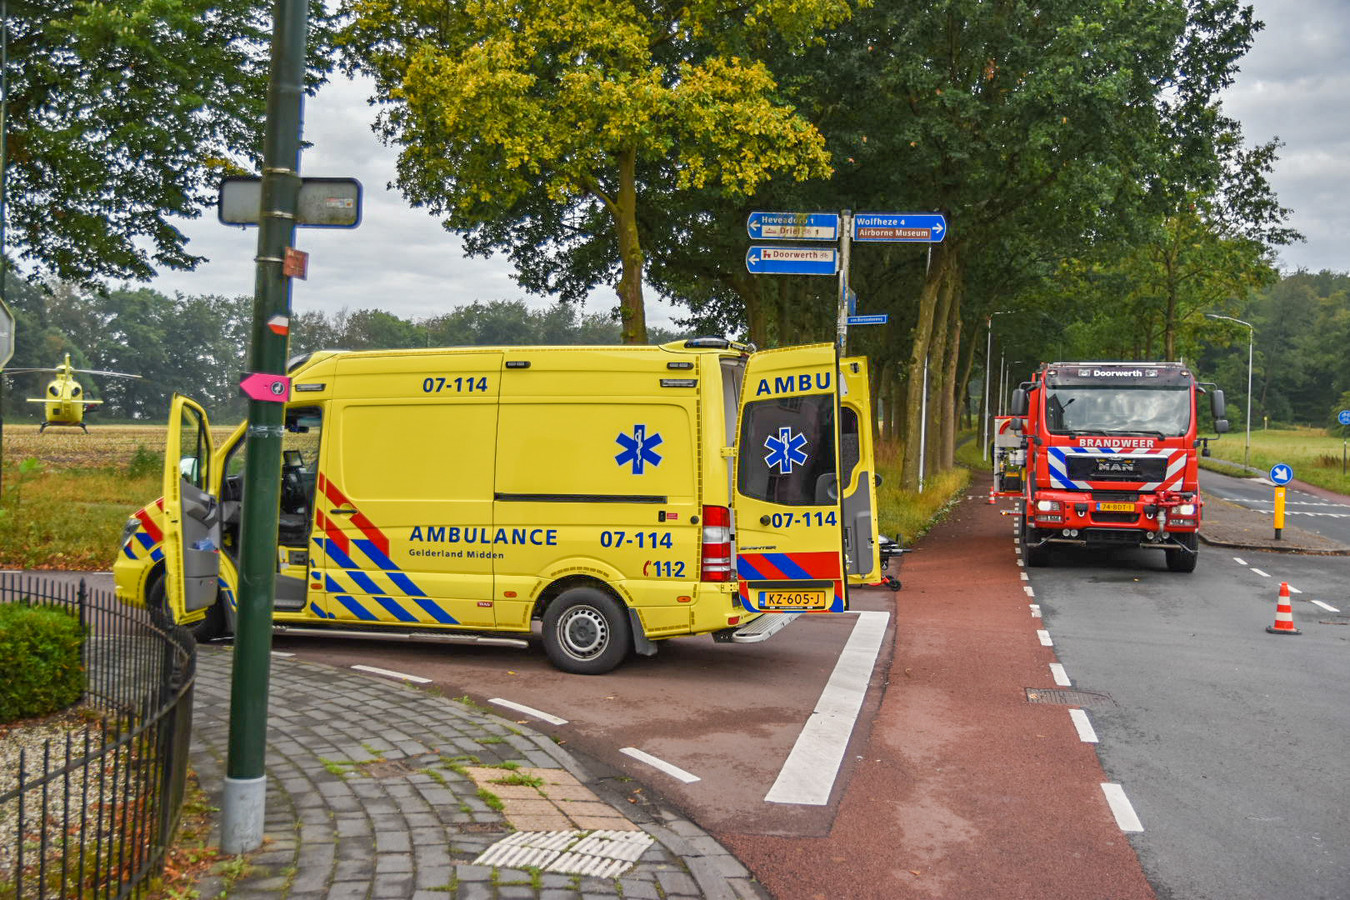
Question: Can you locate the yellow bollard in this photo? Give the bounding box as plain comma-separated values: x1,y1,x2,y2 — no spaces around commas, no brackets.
1274,486,1286,540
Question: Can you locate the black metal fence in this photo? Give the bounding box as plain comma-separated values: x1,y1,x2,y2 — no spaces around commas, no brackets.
0,574,197,899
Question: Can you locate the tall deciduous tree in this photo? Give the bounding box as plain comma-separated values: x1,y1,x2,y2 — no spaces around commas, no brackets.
1,0,332,286
338,0,848,343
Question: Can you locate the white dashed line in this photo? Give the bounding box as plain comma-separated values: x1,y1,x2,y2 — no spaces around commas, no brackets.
271,651,295,658
765,611,890,805
1287,585,1302,594
1024,586,1036,597
1037,629,1053,647
1249,568,1270,578
1020,571,1029,581
1069,709,1099,744
1233,557,1247,566
1311,599,1340,613
620,748,700,784
1050,663,1071,686
1101,783,1144,832
352,664,432,684
1030,604,1042,618
1016,559,1025,567
489,698,569,726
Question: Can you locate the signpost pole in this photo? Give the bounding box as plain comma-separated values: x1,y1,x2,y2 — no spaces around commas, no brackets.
221,0,308,856
1274,486,1285,541
835,210,852,354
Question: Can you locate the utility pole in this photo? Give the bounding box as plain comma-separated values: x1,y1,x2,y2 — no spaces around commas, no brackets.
220,0,308,855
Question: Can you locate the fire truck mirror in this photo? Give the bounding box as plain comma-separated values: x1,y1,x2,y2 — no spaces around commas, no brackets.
1214,418,1230,435
1210,388,1226,421
1009,417,1023,433
1010,388,1029,417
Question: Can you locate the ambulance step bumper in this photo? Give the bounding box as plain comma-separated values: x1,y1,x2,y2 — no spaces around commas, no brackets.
271,625,530,649
712,612,801,644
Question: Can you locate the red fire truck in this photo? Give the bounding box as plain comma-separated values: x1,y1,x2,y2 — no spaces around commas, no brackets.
1008,362,1228,572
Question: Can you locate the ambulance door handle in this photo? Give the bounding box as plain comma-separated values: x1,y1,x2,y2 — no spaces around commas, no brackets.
760,515,771,525
329,507,357,516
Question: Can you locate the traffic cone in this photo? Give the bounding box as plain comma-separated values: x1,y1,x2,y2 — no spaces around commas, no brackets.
988,487,997,505
1265,582,1301,635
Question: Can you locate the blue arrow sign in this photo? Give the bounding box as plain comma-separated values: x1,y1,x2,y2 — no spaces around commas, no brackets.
1269,463,1294,485
852,213,947,242
746,246,839,276
1339,409,1350,426
747,211,840,241
847,314,889,326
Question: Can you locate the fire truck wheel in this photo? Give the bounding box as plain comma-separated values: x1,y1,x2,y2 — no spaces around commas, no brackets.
1166,533,1198,573
543,587,632,675
1021,516,1051,567
147,575,225,644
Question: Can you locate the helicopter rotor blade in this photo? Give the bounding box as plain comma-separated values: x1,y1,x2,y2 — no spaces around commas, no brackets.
72,369,142,379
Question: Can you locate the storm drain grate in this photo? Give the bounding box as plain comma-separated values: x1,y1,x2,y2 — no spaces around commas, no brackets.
473,830,655,879
1025,688,1116,708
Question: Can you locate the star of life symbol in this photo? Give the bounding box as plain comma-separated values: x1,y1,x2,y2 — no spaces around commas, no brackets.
615,424,663,475
764,427,809,474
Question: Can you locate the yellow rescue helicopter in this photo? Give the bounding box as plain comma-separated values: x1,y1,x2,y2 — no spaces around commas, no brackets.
2,353,141,432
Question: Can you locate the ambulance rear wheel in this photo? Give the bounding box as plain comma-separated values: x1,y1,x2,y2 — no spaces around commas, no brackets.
543,588,631,675
148,575,224,644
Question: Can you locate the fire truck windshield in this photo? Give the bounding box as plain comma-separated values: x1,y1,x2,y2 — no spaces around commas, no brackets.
1044,385,1191,437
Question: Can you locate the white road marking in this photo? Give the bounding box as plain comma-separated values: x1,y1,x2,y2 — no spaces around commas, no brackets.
1069,709,1099,744
1030,604,1041,618
765,610,890,806
1233,557,1247,566
1020,571,1029,581
1287,585,1302,594
1101,783,1144,832
1249,568,1270,578
271,651,295,658
352,664,432,684
620,748,700,784
1311,599,1340,613
1024,586,1036,597
489,698,569,726
1037,629,1053,647
1016,559,1025,567
1050,663,1071,686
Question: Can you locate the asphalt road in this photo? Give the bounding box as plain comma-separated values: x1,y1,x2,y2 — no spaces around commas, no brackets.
1027,540,1350,900
1201,468,1350,544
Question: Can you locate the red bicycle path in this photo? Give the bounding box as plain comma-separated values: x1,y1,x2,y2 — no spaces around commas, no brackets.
714,473,1156,900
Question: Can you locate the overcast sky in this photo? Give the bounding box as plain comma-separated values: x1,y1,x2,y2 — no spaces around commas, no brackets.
148,0,1347,326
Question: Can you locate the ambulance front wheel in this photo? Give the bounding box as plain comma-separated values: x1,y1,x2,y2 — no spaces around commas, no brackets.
543,587,632,675
147,574,225,644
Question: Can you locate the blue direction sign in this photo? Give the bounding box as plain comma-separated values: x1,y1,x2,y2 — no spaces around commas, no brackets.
1269,463,1294,485
852,212,947,243
747,211,839,241
1339,409,1350,426
847,314,889,326
746,246,839,276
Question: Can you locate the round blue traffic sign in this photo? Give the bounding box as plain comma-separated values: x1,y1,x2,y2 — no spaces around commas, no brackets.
1339,409,1350,426
1269,463,1294,485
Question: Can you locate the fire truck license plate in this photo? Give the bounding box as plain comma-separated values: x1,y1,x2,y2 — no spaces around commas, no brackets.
760,589,828,610
1096,501,1136,513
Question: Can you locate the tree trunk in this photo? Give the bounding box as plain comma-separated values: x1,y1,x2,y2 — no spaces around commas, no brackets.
901,242,953,490
940,276,963,471
925,266,954,478
613,148,647,345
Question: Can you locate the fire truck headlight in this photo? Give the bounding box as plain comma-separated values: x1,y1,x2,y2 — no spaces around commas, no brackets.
1176,503,1196,516
1036,500,1061,513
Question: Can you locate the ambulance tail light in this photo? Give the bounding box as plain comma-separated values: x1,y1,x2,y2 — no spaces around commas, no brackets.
701,505,733,582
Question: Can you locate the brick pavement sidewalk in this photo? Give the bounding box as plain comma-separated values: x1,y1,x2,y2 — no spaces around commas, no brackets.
189,648,764,900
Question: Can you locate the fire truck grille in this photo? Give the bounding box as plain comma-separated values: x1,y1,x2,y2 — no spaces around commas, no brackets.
1066,456,1167,482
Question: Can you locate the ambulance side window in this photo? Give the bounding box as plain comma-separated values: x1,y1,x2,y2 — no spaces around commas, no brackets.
840,407,860,487
738,395,837,505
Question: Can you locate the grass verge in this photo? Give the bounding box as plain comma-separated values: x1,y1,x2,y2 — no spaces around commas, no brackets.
875,439,972,546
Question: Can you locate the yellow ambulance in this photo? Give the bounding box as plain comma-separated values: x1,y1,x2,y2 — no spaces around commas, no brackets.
113,338,881,674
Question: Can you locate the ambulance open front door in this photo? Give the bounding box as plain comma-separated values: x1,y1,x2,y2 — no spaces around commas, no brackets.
733,345,848,613
161,394,220,625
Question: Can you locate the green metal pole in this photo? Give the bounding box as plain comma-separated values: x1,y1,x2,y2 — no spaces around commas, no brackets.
220,0,307,855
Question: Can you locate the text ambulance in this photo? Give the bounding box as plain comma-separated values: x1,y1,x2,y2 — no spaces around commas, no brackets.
114,339,882,674
1010,361,1227,572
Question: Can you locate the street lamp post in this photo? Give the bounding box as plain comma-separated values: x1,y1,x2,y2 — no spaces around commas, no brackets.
1206,313,1253,468
982,311,1013,461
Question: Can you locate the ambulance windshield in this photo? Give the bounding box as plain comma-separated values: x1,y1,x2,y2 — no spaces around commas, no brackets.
1045,385,1190,437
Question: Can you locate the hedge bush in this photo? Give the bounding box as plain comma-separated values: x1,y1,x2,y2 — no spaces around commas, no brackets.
0,602,87,723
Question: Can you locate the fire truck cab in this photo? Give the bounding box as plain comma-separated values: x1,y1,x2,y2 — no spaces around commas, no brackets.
1010,362,1227,572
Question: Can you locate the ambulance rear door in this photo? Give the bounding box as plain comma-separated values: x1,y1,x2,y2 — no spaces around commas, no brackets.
840,357,881,584
161,395,220,623
733,345,847,613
